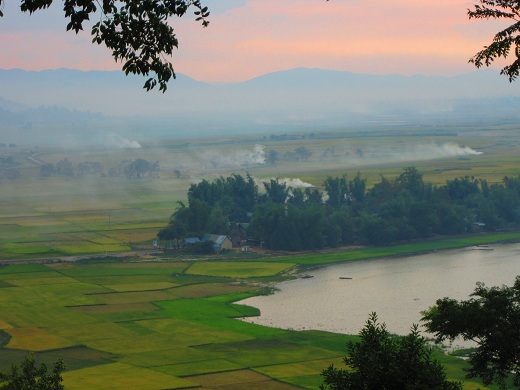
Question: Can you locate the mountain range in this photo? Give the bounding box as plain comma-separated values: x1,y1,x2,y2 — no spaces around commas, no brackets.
1,67,520,145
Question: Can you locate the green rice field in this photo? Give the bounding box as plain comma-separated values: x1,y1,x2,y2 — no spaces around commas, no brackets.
1,127,519,388
0,260,499,389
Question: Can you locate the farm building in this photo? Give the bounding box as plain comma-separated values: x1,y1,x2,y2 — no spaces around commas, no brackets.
201,234,233,252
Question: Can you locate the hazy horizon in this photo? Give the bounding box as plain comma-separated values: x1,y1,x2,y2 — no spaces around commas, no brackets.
0,0,508,82
1,66,520,147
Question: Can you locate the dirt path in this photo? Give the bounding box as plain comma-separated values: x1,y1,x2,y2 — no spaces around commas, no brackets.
0,250,164,266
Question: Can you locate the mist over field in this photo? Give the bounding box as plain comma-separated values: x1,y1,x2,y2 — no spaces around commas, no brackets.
1,68,520,146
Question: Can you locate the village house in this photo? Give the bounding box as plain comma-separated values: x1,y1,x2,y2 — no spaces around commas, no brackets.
201,234,233,252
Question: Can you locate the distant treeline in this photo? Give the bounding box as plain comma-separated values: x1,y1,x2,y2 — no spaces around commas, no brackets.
0,155,21,180
39,158,159,179
161,169,520,251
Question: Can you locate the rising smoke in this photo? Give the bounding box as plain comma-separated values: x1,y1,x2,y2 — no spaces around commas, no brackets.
102,133,142,149
398,143,482,160
206,144,266,168
344,142,482,165
258,177,315,189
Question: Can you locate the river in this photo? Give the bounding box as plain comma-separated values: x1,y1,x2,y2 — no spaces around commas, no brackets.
239,243,520,343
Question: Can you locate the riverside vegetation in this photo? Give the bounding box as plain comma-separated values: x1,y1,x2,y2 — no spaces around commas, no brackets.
161,167,520,251
1,127,520,388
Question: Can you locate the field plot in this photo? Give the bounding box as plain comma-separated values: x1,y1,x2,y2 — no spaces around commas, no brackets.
0,260,353,389
61,362,198,390
186,261,295,278
0,257,500,389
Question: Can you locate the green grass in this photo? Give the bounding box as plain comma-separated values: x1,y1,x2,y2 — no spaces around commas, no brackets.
265,232,520,266
186,261,295,278
50,262,188,277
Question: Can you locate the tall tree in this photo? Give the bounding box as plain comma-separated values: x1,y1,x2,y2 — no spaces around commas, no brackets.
422,276,520,390
206,205,229,234
396,166,425,199
262,179,289,204
0,0,210,91
320,313,462,390
323,175,348,208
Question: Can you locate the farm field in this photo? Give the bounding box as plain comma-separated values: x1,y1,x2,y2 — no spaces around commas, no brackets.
1,126,520,388
1,125,520,261
0,259,499,389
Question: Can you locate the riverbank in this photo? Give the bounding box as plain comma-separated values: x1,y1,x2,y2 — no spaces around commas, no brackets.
263,231,520,268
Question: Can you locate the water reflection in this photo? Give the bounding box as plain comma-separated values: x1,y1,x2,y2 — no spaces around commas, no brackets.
239,244,520,340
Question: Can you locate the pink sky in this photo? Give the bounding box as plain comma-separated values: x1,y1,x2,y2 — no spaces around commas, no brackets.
0,0,510,82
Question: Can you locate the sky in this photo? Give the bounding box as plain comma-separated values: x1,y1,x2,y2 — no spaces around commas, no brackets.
0,0,510,83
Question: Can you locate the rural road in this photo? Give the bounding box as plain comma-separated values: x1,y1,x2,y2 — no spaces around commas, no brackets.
0,250,165,266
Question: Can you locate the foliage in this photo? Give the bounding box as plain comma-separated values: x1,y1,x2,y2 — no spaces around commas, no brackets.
1,0,210,91
0,353,65,390
157,220,186,249
165,169,520,251
261,178,290,204
320,313,462,390
123,158,159,179
468,0,520,81
422,276,520,389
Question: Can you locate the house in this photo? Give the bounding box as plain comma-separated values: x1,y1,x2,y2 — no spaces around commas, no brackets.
228,223,249,247
201,234,233,252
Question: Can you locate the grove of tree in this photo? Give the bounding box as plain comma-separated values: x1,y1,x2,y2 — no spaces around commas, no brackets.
160,168,520,251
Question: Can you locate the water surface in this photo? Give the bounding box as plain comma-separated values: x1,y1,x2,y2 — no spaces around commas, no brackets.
239,244,520,339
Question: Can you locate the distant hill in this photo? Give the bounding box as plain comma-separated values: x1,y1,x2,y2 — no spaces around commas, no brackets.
1,67,520,145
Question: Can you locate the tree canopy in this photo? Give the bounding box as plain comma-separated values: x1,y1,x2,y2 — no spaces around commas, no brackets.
0,354,64,390
469,0,520,81
320,312,462,390
161,169,520,251
422,276,520,389
0,0,209,91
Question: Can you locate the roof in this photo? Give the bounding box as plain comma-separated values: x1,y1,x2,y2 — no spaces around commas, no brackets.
215,235,230,245
184,237,201,244
202,234,230,245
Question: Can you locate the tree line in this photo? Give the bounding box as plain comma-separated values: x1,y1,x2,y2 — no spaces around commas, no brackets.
39,158,159,179
161,168,520,250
